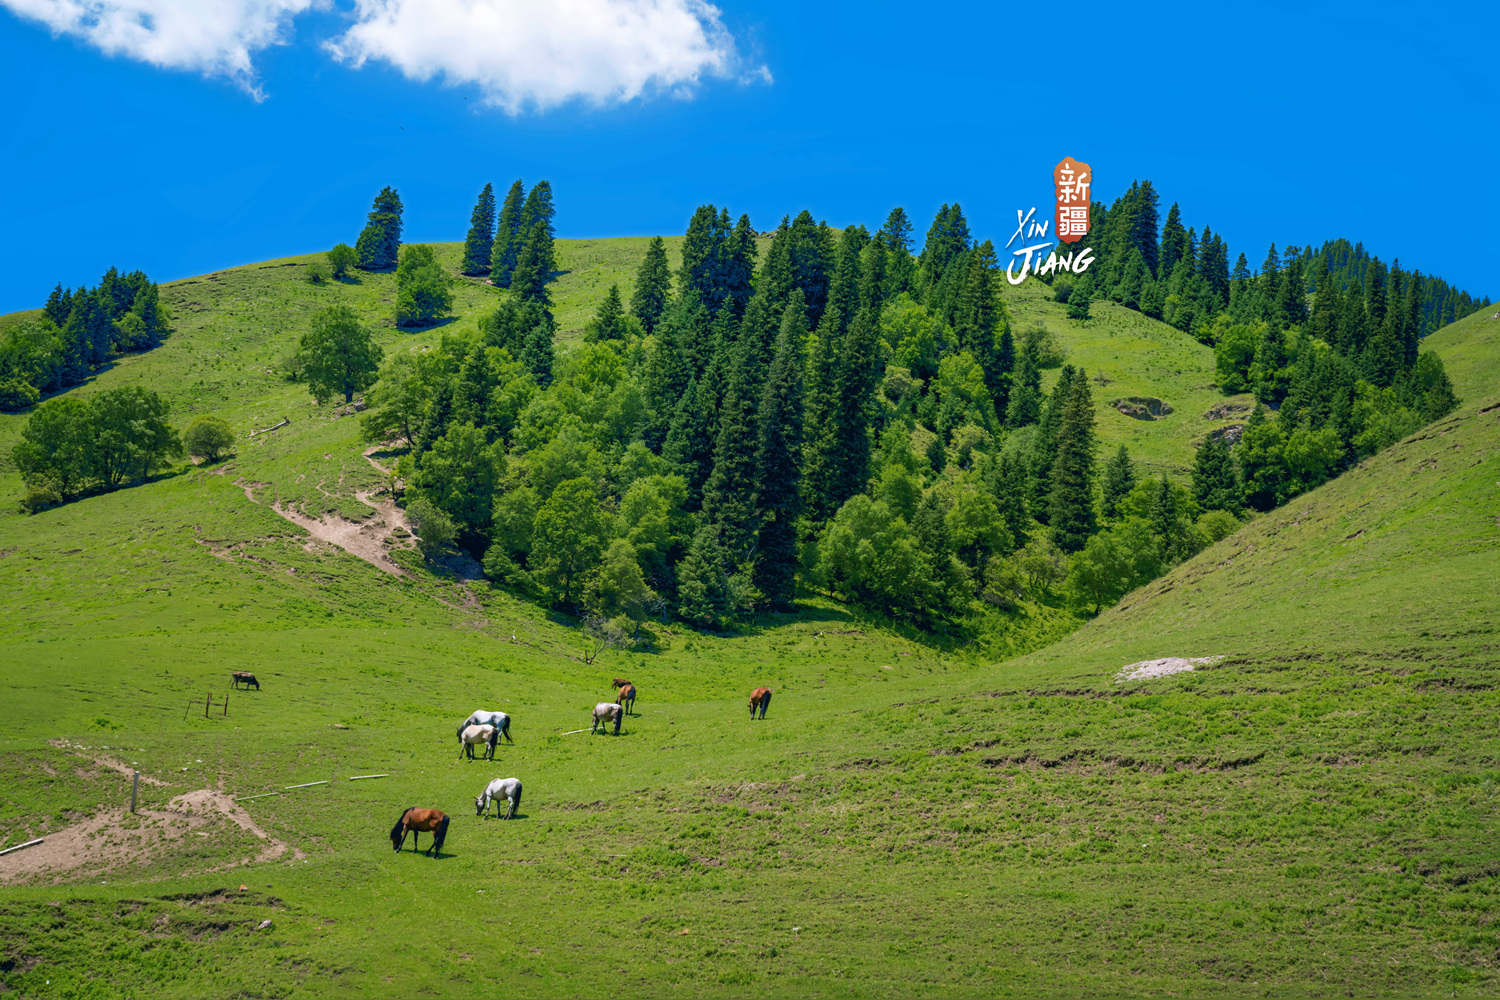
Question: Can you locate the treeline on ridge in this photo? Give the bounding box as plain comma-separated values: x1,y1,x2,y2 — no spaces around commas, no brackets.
0,268,170,410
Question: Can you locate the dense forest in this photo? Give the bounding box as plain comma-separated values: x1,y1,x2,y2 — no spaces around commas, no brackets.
0,268,170,409
349,180,1481,634
7,178,1488,639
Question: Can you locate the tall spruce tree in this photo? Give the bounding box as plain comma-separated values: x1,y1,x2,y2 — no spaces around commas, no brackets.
1048,368,1098,552
510,222,555,312
585,284,627,342
1159,203,1186,279
1192,434,1241,514
663,376,716,509
519,180,555,239
1005,326,1043,427
953,240,1011,415
880,207,913,254
489,180,526,287
355,186,403,270
1029,365,1076,519
461,183,496,275
630,235,673,334
1101,444,1135,520
752,293,807,608
701,337,764,563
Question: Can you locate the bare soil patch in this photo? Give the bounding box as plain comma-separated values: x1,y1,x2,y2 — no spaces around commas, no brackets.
0,788,303,885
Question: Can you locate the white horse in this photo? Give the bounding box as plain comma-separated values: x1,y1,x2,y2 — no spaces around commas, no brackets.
475,777,523,820
591,702,623,736
457,710,512,744
458,723,499,760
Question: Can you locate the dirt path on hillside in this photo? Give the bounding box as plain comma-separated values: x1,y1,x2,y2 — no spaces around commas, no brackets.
0,787,303,885
231,447,415,576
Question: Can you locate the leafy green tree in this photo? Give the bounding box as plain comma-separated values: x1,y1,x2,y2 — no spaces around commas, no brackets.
531,477,608,605
630,236,672,334
1101,444,1135,520
361,350,434,446
585,284,628,342
407,422,505,535
588,539,653,620
461,183,496,275
12,396,93,498
820,495,942,623
1049,368,1098,552
395,244,454,327
355,186,403,270
489,179,527,287
947,487,1013,574
486,485,540,572
184,415,235,464
511,222,556,311
88,386,183,486
1066,517,1162,613
327,243,357,280
1212,320,1262,393
300,304,384,404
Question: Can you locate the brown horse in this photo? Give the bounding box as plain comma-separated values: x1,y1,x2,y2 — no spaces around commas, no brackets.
611,678,632,691
749,687,772,720
230,671,260,690
617,683,637,715
389,807,449,856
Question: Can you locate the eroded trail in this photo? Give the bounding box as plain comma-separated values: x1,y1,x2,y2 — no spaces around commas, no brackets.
231,446,414,576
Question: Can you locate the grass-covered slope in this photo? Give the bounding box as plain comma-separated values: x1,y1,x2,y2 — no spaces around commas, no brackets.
1426,303,1500,404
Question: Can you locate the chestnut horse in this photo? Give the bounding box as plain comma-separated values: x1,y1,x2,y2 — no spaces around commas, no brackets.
749,687,772,720
616,683,637,715
389,807,449,856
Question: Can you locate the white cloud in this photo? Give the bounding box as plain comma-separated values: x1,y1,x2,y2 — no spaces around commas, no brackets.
2,0,764,109
1,0,319,98
324,0,762,112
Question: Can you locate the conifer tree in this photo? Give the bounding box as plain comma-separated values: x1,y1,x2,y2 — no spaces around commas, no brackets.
679,205,729,310
663,376,716,510
1159,203,1186,279
1401,271,1423,368
1192,435,1241,514
675,525,731,626
1149,476,1187,561
489,180,527,287
880,207,913,254
1030,365,1075,518
986,449,1030,547
727,213,758,313
752,293,808,608
355,186,403,270
630,236,673,334
44,284,70,327
519,313,555,387
1005,326,1044,428
701,339,763,563
518,180,555,239
510,222,555,312
1101,444,1135,520
787,211,833,327
1048,368,1098,552
585,284,627,342
461,183,496,275
642,298,698,448
954,240,1011,413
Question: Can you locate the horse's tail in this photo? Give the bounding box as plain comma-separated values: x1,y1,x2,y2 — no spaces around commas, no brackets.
431,815,450,854
502,716,513,742
513,782,522,813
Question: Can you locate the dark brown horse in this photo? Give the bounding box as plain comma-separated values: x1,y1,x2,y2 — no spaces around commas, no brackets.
749,687,772,720
389,807,449,856
617,683,637,715
230,671,260,690
611,678,632,691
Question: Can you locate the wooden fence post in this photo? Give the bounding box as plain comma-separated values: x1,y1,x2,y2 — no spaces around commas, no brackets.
204,694,211,719
131,771,139,813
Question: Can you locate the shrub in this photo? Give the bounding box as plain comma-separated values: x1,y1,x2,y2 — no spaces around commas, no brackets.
305,262,328,284
184,415,235,464
20,480,62,514
327,243,358,280
405,498,456,561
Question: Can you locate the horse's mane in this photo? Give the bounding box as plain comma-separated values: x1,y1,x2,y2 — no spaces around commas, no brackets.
389,807,414,841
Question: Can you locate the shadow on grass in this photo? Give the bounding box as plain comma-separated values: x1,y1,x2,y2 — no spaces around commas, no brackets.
396,316,461,333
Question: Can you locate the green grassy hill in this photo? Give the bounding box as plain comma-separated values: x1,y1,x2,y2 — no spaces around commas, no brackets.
1,247,1497,997
1426,302,1500,404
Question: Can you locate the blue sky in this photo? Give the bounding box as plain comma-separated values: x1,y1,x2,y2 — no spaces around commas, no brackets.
1,0,1495,315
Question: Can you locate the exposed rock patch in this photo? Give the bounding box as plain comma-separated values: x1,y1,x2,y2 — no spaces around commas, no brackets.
1110,397,1173,420
1204,401,1252,420
1115,655,1226,682
1206,423,1246,446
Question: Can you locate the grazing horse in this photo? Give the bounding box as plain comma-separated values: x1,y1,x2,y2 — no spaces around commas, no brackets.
749,687,773,720
617,683,637,715
475,777,523,820
611,678,632,691
456,710,513,744
591,702,623,736
230,671,260,690
389,807,449,856
458,724,499,760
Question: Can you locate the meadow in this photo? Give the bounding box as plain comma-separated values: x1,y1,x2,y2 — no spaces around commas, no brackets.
0,242,1496,997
